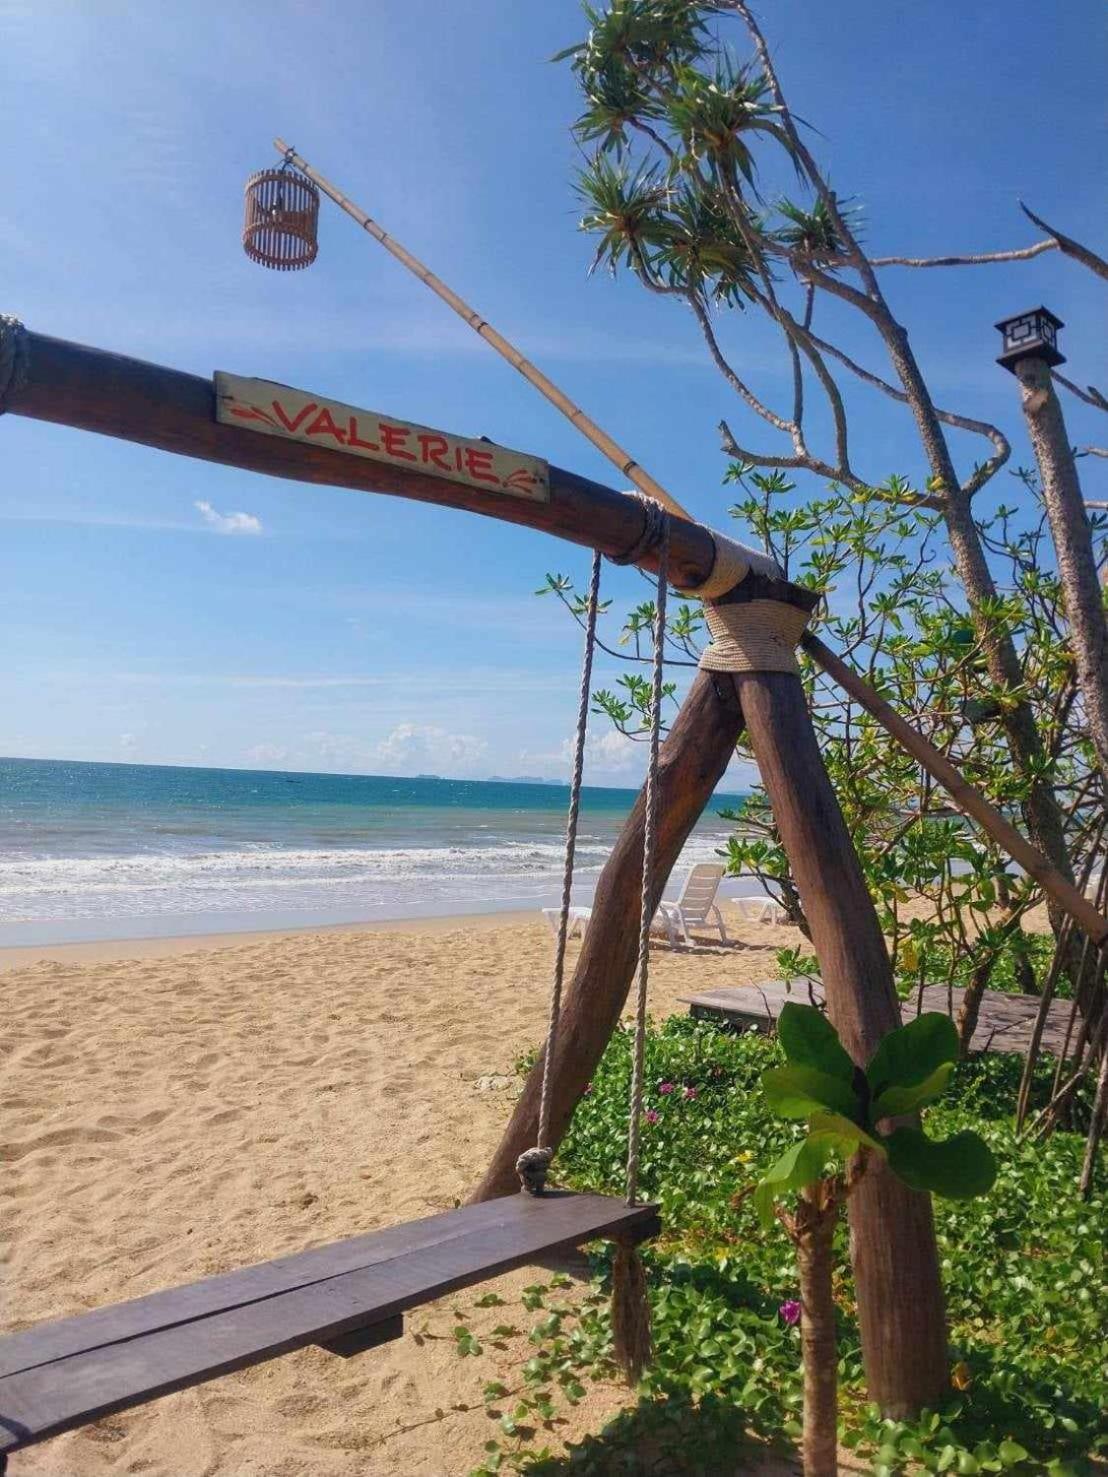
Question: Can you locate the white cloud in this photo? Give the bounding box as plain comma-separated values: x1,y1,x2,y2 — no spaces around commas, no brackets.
246,743,289,767
194,500,263,536
519,727,644,780
119,732,137,752
585,730,641,772
374,722,488,773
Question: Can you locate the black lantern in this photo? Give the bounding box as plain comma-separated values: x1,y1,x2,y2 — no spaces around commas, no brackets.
995,306,1065,373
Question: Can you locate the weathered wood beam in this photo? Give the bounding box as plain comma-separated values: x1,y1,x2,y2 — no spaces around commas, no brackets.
5,330,729,589
470,665,748,1202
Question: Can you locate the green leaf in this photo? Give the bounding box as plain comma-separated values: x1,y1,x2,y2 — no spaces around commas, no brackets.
777,1001,855,1082
866,1013,959,1103
872,1060,956,1119
808,1111,886,1157
885,1128,997,1200
998,1440,1029,1467
753,1134,836,1226
761,1064,859,1120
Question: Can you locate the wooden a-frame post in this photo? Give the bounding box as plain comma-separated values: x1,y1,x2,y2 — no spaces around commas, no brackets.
473,573,948,1413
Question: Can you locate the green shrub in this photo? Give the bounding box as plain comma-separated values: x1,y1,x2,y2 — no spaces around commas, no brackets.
466,1019,1106,1475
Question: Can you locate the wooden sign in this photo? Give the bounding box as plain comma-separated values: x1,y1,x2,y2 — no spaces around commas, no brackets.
214,373,550,502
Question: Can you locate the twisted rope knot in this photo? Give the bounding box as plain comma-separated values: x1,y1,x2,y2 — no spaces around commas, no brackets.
608,492,669,566
0,315,29,415
516,1146,554,1197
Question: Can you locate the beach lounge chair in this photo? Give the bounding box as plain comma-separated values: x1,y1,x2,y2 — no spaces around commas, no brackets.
734,895,788,924
542,863,729,946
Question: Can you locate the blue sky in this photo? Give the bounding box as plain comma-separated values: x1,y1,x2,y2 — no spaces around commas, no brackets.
2,0,1104,784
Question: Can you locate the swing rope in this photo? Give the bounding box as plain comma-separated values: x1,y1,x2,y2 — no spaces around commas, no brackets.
624,511,668,1209
520,548,603,1196
517,495,669,1383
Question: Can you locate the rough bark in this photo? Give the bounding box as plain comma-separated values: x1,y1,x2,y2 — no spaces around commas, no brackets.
796,1187,840,1477
1079,1047,1108,1198
734,670,949,1416
878,328,1077,907
470,668,746,1202
1015,356,1108,798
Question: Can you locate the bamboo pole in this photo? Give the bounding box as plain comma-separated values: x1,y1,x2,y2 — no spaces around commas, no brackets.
273,140,693,523
802,631,1108,945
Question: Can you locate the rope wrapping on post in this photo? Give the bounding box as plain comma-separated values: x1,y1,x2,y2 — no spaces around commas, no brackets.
607,491,669,567
676,529,781,599
0,315,28,415
698,599,812,676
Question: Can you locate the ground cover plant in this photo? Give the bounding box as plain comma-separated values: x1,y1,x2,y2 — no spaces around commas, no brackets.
454,1018,1105,1475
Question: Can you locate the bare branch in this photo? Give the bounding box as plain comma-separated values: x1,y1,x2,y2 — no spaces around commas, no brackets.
717,415,865,491
689,294,799,441
800,328,1008,496
1055,371,1108,416
1020,202,1108,282
868,240,1058,268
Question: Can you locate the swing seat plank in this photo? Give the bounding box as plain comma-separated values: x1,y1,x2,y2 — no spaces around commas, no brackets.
0,1191,657,1455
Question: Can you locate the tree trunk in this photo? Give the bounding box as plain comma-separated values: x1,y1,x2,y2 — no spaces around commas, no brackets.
1015,356,1108,798
796,1186,840,1477
1079,1044,1108,1199
879,324,1078,942
470,668,745,1202
733,670,949,1416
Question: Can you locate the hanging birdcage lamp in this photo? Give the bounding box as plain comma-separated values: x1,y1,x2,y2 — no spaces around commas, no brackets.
242,153,319,271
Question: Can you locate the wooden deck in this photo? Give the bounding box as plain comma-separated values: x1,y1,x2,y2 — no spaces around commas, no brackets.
0,1191,658,1456
681,978,1079,1057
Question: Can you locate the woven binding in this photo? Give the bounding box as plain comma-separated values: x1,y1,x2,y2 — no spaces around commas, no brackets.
677,531,781,599
698,598,811,675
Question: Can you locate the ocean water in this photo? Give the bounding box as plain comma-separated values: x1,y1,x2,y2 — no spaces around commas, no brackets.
0,757,753,945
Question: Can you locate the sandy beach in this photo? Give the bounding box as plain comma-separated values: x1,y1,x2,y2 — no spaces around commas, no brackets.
2,906,797,1475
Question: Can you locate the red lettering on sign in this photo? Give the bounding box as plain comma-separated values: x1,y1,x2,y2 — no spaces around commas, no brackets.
464,447,499,485
270,400,318,434
346,416,380,451
455,446,465,472
305,407,346,443
230,403,279,427
380,423,416,461
417,433,451,470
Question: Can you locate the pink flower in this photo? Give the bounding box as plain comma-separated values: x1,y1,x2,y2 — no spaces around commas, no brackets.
644,1108,660,1125
658,1081,676,1095
683,1086,698,1100
779,1300,802,1326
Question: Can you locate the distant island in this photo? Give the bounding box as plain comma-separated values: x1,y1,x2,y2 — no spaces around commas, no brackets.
488,775,561,785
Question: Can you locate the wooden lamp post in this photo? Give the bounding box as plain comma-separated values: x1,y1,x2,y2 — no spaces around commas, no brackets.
997,307,1108,802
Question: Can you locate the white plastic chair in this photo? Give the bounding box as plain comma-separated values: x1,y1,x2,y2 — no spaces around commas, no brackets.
542,863,729,946
734,895,788,925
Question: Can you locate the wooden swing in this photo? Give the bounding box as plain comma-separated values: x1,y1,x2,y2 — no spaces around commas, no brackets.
0,474,667,1464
